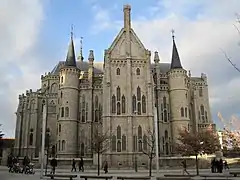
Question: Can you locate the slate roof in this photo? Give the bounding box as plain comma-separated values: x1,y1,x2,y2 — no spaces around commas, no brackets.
170,38,183,69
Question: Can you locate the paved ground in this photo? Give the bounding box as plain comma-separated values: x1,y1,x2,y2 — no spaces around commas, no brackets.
0,166,239,180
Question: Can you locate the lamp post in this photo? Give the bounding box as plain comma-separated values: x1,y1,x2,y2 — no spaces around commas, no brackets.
133,110,138,172
40,104,47,179
154,107,159,176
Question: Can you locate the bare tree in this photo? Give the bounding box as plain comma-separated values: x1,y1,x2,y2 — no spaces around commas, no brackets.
91,123,110,176
176,127,220,175
142,129,156,177
222,14,240,72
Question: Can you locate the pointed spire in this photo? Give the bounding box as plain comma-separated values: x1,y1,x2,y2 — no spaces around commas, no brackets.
170,29,183,69
88,50,94,62
154,51,160,63
77,37,84,61
65,25,76,67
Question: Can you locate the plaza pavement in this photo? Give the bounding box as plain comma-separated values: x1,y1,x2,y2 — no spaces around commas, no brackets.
0,166,239,180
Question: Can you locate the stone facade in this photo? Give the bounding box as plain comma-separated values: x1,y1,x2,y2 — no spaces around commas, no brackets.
13,5,214,167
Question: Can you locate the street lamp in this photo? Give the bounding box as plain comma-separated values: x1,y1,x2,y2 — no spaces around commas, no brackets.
133,110,138,172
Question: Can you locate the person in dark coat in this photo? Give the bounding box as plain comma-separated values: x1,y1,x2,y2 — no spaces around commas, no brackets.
211,158,216,173
181,160,189,175
50,157,57,174
71,159,76,172
103,161,108,174
79,157,84,172
218,159,223,173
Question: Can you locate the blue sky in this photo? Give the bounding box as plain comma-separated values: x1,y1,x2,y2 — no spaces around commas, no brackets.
1,0,240,137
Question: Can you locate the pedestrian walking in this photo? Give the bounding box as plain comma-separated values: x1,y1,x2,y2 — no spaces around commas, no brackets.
71,159,76,172
50,157,57,174
103,161,108,174
79,157,84,172
181,160,190,175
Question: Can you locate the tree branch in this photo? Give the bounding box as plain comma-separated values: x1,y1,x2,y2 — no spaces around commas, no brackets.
221,49,240,73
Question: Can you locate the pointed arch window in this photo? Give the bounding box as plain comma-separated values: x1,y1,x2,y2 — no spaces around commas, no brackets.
62,140,65,151
80,143,84,156
117,102,121,115
61,107,64,117
117,86,121,101
137,102,141,115
65,107,69,117
142,95,146,113
116,68,120,75
136,68,140,75
117,140,121,152
137,86,141,101
122,95,126,113
112,135,116,152
122,135,126,151
95,95,98,108
117,126,121,139
180,107,184,117
112,95,116,113
205,111,208,122
132,95,136,113
185,107,187,118
143,135,147,151
29,133,33,146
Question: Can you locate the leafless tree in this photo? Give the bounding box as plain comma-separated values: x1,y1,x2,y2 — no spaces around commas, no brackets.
222,14,240,73
91,123,110,176
142,129,156,177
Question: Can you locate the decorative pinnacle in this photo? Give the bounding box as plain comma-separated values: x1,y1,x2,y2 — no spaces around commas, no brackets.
71,24,74,39
171,28,175,40
78,36,84,61
154,51,160,63
88,50,94,61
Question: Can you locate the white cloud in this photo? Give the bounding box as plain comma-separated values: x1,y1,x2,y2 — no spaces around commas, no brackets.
0,0,46,137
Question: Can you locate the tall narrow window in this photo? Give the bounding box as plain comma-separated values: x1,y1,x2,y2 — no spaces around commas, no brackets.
61,107,64,117
142,95,146,113
117,86,121,101
117,141,121,152
165,130,168,139
112,95,116,113
86,103,88,121
82,110,85,122
80,143,84,156
180,107,184,117
122,135,126,151
117,102,121,115
163,96,167,108
112,135,116,151
133,135,137,152
59,124,61,133
200,105,204,115
122,95,126,113
137,86,141,101
60,91,63,98
198,111,200,120
29,133,33,145
164,110,167,122
138,140,142,152
136,68,140,75
95,95,98,108
132,95,136,113
65,107,69,117
58,140,60,151
82,95,85,107
117,126,121,139
116,68,120,75
185,107,187,118
61,76,63,83
205,111,208,122
95,110,99,122
137,102,141,115
62,140,65,151
138,126,142,139
143,135,147,151
199,87,203,97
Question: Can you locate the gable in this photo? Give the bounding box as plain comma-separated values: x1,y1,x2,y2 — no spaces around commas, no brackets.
108,28,147,59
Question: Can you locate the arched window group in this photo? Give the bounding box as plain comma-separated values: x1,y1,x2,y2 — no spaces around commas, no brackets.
133,125,147,152
80,95,88,122
200,105,208,123
161,96,169,122
132,86,146,115
111,126,127,152
60,106,70,118
180,107,188,118
57,140,66,151
112,87,126,115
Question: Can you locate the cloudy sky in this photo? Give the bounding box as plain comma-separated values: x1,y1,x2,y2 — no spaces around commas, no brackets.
1,0,240,137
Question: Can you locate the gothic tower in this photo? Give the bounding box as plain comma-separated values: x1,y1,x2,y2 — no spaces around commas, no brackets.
57,33,80,158
167,34,190,150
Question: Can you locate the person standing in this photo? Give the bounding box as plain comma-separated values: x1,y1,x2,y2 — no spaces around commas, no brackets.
71,159,76,172
103,161,108,174
50,157,57,174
